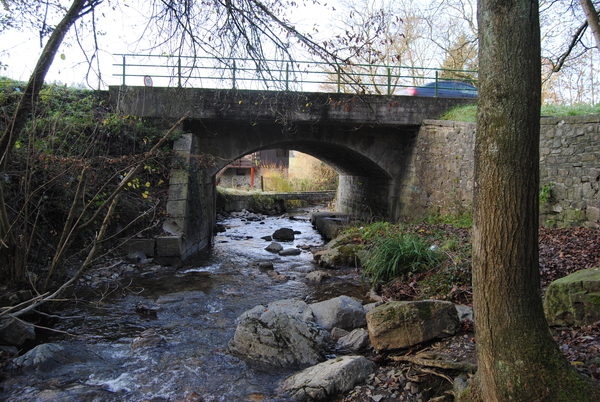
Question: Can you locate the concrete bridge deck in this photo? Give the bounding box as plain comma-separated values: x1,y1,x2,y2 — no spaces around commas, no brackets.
109,86,474,127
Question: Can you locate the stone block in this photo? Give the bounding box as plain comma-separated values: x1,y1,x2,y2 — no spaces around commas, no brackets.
156,236,183,257
169,170,189,185
168,183,189,201
587,206,600,223
545,267,600,326
173,133,193,152
310,212,356,241
166,200,187,217
162,218,184,236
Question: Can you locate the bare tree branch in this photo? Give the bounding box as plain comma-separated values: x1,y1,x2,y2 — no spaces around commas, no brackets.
553,19,588,72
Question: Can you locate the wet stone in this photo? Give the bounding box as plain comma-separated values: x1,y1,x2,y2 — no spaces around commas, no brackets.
279,248,302,256
265,242,283,253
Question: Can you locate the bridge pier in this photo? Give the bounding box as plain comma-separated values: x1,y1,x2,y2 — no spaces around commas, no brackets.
155,133,216,265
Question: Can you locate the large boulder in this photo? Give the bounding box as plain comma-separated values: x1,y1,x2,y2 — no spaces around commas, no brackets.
0,317,35,346
279,355,376,401
310,296,366,331
366,300,460,352
544,267,600,326
272,228,295,241
228,299,330,368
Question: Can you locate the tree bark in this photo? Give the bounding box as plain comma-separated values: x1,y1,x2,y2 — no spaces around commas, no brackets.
473,0,600,400
580,0,600,52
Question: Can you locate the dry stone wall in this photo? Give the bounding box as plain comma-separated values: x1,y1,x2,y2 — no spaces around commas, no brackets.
539,115,600,229
408,115,600,228
404,120,475,218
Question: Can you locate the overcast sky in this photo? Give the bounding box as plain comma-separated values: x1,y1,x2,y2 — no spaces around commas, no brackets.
0,1,333,89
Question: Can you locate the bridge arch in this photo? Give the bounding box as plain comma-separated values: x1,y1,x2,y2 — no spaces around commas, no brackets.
112,86,476,263
184,119,419,220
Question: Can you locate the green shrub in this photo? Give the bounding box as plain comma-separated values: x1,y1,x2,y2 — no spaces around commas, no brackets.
425,212,473,228
362,233,441,284
439,103,600,122
439,104,477,122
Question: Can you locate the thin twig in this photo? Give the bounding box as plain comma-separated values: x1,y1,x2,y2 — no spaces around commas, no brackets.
9,314,94,339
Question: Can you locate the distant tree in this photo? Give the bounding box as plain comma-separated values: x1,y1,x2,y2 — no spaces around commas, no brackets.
543,0,600,72
320,0,456,94
438,33,478,82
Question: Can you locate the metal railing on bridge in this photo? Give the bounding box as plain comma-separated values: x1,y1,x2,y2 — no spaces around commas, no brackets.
113,53,477,95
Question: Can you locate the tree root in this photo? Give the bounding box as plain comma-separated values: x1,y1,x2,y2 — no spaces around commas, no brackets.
390,354,478,373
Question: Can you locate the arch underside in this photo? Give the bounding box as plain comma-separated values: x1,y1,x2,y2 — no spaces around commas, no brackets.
185,120,419,219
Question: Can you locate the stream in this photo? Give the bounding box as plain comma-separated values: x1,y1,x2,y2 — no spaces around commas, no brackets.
1,207,368,402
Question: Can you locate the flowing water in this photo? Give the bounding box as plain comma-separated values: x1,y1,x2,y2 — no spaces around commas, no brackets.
1,207,368,402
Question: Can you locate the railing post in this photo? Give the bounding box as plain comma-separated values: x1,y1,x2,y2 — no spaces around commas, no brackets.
285,63,289,91
435,70,439,97
232,60,237,89
337,66,341,93
387,66,392,95
178,56,182,88
122,55,126,86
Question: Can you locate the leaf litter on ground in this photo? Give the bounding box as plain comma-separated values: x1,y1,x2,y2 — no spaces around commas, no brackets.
338,225,599,402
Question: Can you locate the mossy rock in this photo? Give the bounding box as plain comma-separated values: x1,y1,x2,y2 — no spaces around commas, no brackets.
544,267,600,326
366,300,460,352
314,243,364,269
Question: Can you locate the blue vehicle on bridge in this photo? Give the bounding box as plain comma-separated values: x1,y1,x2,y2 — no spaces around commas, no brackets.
402,81,478,98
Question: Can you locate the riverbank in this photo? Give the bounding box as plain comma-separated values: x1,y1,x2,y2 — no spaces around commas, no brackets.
1,216,598,401
330,224,600,401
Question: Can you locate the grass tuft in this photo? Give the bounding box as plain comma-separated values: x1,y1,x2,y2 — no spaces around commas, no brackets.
362,233,441,285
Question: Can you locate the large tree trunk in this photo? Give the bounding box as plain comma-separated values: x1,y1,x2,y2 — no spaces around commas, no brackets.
472,0,600,400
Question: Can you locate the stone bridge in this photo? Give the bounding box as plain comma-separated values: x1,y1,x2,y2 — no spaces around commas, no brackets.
110,86,476,263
